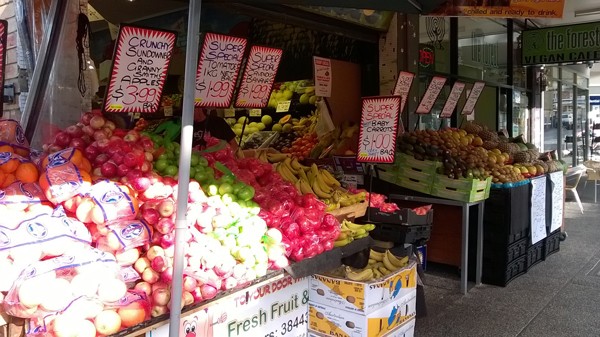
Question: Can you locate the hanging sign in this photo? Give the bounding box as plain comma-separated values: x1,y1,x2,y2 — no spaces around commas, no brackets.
313,56,332,97
461,81,485,115
530,176,547,245
440,81,466,118
0,20,7,117
429,0,565,18
416,76,447,114
195,33,247,108
103,25,177,113
393,71,415,115
235,45,283,108
357,96,400,164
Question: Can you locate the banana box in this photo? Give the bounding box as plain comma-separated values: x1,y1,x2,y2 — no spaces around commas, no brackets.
308,318,415,337
309,261,417,314
308,290,416,337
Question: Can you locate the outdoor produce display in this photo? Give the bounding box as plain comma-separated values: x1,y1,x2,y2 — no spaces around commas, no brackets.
394,122,565,189
327,249,410,281
0,112,354,336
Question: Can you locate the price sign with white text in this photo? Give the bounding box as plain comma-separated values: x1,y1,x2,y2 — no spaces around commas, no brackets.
416,76,447,114
393,71,415,114
440,81,466,118
461,81,485,115
104,25,177,113
195,33,247,108
235,45,283,108
357,96,400,164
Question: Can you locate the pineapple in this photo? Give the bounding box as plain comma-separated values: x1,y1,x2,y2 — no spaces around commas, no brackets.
478,129,499,142
497,141,512,154
463,121,483,135
514,151,528,163
482,141,499,150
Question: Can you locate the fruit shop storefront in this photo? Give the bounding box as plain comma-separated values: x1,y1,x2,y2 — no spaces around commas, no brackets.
0,1,453,337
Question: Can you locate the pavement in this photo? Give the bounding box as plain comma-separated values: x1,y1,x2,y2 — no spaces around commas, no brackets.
415,175,600,337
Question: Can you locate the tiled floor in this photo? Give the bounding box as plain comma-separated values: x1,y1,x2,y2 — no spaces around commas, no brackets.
415,177,600,337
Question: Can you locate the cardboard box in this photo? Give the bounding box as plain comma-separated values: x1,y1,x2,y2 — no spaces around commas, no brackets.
308,290,416,337
309,261,417,314
308,317,415,337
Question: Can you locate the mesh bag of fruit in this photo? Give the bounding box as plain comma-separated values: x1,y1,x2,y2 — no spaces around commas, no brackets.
3,246,126,320
0,119,30,157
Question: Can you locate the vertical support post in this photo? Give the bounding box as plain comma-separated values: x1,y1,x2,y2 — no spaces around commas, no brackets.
170,1,202,335
476,201,484,286
461,204,469,295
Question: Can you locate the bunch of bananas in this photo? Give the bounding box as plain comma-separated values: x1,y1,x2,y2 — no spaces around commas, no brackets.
333,220,376,247
273,159,340,199
291,111,318,136
264,152,290,163
345,249,409,282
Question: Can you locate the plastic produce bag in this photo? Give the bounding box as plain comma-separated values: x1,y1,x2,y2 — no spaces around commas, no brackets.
87,180,139,224
0,119,30,157
0,181,47,209
315,99,335,137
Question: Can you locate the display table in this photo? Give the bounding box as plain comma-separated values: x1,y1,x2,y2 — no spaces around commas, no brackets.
388,194,484,295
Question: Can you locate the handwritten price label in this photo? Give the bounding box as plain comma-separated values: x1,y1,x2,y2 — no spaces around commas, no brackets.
104,25,177,113
440,82,466,118
224,109,236,117
416,76,447,114
235,46,283,108
461,81,485,115
393,71,415,114
276,100,291,112
357,96,400,164
195,33,247,108
249,109,262,117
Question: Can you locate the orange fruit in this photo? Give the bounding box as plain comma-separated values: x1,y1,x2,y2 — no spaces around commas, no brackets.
15,163,39,183
79,157,92,173
0,158,19,174
2,174,16,188
0,145,14,153
0,172,5,187
70,149,84,167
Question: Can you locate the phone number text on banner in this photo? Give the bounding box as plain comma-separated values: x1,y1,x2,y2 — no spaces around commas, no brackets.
104,25,177,113
357,96,400,164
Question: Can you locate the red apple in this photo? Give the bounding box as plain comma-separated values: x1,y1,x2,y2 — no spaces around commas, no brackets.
123,153,139,168
82,125,95,136
84,146,100,161
69,137,86,149
152,287,171,306
142,208,160,225
111,152,125,165
93,130,108,141
54,132,72,147
101,162,118,178
134,282,152,297
117,164,131,177
104,120,116,130
182,276,198,292
151,305,169,317
155,218,174,235
90,115,106,130
65,125,84,138
142,268,160,284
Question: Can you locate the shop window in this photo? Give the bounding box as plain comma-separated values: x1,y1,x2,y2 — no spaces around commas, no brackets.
458,18,507,84
419,17,451,74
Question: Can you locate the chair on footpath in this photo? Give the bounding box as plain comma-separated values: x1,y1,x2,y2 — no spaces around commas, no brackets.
583,160,600,203
565,170,584,213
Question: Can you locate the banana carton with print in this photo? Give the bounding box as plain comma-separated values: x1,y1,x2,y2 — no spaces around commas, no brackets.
309,260,416,315
308,290,416,337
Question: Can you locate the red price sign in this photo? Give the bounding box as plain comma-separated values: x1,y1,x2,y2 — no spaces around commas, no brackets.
235,46,283,108
461,81,486,115
195,33,247,108
440,81,466,118
357,96,400,164
103,25,177,113
416,76,447,114
393,71,415,114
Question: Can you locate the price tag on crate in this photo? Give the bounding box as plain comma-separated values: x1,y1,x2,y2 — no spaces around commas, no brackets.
249,109,262,117
276,100,291,112
103,25,177,114
224,108,236,117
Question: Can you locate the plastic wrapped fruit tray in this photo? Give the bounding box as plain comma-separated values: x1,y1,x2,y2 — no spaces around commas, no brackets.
328,202,368,222
241,131,279,150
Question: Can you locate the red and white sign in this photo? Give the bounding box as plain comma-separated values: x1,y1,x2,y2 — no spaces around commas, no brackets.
461,81,485,115
235,45,283,108
357,96,400,164
195,33,247,108
0,20,6,117
440,81,466,118
313,56,332,97
416,76,447,114
104,25,177,113
393,71,415,115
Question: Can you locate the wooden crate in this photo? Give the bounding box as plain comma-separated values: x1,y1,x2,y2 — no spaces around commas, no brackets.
430,176,492,203
328,202,368,222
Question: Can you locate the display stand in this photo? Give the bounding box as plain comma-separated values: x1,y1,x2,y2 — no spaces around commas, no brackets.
388,194,484,295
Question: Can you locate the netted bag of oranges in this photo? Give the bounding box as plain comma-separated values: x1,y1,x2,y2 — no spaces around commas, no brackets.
0,144,40,188
0,119,30,157
38,148,92,205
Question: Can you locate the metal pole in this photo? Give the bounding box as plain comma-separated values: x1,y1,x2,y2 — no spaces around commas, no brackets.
169,0,201,336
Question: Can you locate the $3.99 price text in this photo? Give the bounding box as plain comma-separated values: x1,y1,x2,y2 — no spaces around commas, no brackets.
111,85,159,110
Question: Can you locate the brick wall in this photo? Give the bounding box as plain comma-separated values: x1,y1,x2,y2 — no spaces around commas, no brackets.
379,14,398,96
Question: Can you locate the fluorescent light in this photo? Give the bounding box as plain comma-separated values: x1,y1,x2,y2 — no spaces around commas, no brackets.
574,8,600,17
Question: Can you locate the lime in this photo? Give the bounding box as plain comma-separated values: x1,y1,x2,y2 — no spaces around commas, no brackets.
155,159,169,172
197,156,209,167
204,167,215,177
158,153,169,161
232,182,245,194
272,124,283,132
218,183,233,196
220,174,235,185
164,165,178,177
189,166,197,178
194,170,208,182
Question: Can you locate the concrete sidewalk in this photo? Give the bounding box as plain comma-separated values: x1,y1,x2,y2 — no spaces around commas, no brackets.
415,177,600,337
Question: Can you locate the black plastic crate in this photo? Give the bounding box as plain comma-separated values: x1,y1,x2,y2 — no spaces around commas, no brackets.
484,184,531,246
366,207,434,225
369,223,432,246
526,239,545,271
544,230,561,258
483,238,528,265
482,255,527,287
